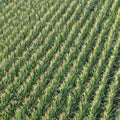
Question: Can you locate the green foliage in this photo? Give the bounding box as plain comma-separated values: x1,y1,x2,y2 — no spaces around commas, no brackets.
0,0,120,120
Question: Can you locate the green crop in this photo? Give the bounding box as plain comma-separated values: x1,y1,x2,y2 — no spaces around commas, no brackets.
0,0,120,120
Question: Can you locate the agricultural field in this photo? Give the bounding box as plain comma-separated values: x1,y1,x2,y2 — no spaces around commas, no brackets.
0,0,120,120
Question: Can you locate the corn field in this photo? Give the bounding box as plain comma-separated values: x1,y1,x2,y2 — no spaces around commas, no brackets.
0,0,120,120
